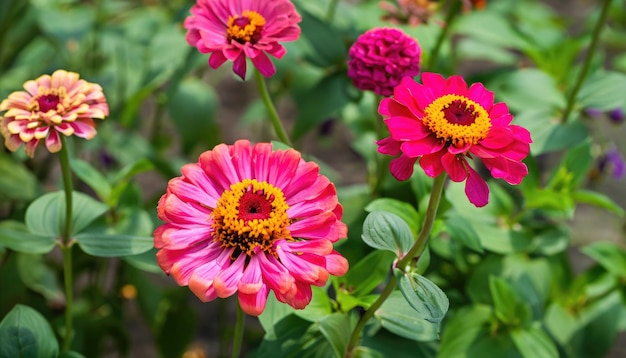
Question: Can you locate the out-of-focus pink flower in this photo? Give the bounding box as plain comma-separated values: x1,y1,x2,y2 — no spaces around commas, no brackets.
0,70,108,157
377,73,532,207
462,0,487,11
379,0,438,26
154,140,348,316
347,27,421,97
184,0,301,80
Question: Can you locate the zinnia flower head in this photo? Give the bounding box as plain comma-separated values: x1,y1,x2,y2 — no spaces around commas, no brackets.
154,140,349,316
184,0,302,80
377,73,532,207
347,27,421,97
0,70,108,157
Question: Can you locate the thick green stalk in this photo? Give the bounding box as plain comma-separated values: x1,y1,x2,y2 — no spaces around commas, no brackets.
561,0,613,123
231,303,246,358
344,174,447,357
326,0,340,22
427,0,461,71
254,70,293,147
58,137,75,352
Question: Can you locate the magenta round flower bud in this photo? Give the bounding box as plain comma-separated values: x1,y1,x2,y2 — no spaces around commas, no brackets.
347,27,421,96
608,108,624,124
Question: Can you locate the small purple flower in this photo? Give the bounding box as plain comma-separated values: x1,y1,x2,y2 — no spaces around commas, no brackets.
608,108,624,124
583,107,603,118
599,148,625,180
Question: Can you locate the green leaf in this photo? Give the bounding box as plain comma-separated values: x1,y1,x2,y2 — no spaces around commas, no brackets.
292,72,351,140
0,221,56,254
318,313,353,358
572,190,625,217
167,77,220,155
375,291,440,342
488,69,566,113
581,241,626,278
70,159,112,201
511,327,558,358
544,303,580,345
58,351,86,358
396,271,449,324
577,71,626,110
361,211,414,256
0,304,59,358
547,139,592,190
25,191,109,237
514,110,589,155
294,286,333,322
299,8,347,68
337,250,394,308
444,213,484,253
123,248,161,273
16,253,63,303
489,276,531,327
454,10,532,51
0,154,38,201
438,304,493,357
365,198,421,236
75,233,153,257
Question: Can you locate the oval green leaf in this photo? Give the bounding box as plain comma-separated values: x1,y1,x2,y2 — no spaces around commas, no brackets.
75,233,154,257
396,271,449,324
0,304,59,358
374,291,439,342
362,211,414,256
0,221,56,254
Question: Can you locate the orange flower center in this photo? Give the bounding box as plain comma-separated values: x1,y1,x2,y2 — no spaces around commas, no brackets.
212,179,291,256
227,10,266,44
423,94,491,147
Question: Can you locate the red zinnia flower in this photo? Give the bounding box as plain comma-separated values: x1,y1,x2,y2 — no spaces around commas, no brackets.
184,0,302,80
377,73,532,207
154,140,348,316
347,27,421,97
0,70,108,157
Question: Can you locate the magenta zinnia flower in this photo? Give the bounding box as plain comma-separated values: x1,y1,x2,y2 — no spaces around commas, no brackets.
154,140,349,316
347,27,421,97
377,73,532,207
0,70,108,157
184,0,301,80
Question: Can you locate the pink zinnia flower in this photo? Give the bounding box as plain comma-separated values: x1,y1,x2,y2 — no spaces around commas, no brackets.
377,73,532,207
154,140,348,316
0,70,108,157
347,27,421,97
184,0,301,80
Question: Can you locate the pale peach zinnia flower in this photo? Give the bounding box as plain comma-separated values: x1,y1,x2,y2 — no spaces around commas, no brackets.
154,140,349,316
0,70,108,157
184,0,301,80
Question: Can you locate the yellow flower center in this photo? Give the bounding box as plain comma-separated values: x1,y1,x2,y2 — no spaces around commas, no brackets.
212,179,291,256
422,94,491,147
226,10,266,44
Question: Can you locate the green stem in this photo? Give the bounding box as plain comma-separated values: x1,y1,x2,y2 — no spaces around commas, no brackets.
326,0,340,22
254,70,293,147
58,137,75,352
561,0,613,123
344,274,397,358
61,246,74,352
59,137,73,243
427,0,461,71
397,174,446,270
344,174,447,357
231,303,246,358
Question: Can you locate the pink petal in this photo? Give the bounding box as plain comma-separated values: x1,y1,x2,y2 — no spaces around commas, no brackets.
377,136,401,156
400,136,444,157
232,53,247,80
465,166,489,207
45,130,62,153
209,51,228,69
258,252,296,300
325,251,349,276
238,284,269,316
441,153,467,182
389,154,418,181
213,254,246,298
419,151,445,178
386,116,431,141
251,51,276,77
467,82,494,111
